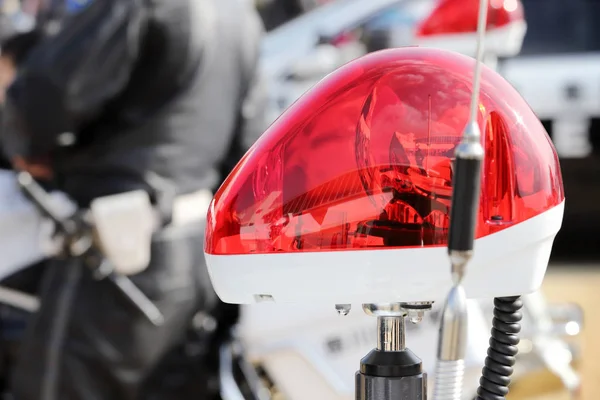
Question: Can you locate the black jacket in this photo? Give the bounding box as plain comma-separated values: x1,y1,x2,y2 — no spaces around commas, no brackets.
2,0,267,208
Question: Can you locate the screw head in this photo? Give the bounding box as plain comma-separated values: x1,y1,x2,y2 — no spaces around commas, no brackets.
335,304,351,316
407,310,425,324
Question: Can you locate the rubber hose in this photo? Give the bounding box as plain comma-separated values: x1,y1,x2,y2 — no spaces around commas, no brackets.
476,296,523,400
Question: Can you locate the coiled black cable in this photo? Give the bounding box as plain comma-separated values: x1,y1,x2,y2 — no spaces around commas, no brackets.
476,296,523,400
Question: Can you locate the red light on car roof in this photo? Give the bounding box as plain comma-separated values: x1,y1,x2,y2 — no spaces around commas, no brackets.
416,0,525,37
205,47,563,256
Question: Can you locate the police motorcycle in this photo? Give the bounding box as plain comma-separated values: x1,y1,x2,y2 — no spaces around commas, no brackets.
205,0,583,399
216,0,582,399
0,131,581,399
0,72,581,400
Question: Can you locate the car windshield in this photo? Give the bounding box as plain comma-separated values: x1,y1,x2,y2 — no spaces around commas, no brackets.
261,0,404,58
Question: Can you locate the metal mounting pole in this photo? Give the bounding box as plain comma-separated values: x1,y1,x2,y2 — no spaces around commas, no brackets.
351,303,428,400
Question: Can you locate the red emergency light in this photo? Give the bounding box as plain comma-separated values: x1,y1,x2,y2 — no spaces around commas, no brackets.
204,47,564,304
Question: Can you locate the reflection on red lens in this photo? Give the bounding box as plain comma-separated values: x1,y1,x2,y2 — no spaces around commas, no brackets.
416,0,525,37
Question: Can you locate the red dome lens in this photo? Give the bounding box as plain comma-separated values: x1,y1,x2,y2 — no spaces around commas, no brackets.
416,0,525,37
205,48,563,256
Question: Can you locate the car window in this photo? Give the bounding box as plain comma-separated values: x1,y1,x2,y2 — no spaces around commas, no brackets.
520,0,600,55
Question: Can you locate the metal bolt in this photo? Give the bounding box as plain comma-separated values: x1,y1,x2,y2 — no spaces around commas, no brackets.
407,309,425,324
336,304,352,316
254,294,275,303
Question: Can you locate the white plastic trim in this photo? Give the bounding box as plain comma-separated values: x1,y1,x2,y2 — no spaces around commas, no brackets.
206,201,564,304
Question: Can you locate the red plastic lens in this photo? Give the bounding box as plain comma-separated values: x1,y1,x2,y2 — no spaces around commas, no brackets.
416,0,524,37
205,48,563,256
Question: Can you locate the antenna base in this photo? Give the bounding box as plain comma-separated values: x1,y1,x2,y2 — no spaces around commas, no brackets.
356,304,428,400
356,370,427,400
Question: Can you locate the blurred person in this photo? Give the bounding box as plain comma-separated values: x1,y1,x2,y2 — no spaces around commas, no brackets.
0,0,266,399
257,0,304,31
257,0,334,31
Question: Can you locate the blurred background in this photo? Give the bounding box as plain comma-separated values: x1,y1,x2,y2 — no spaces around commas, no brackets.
250,0,600,399
0,0,597,399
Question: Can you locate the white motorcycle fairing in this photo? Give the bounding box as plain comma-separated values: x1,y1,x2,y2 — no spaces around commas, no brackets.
0,169,76,282
206,201,564,304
